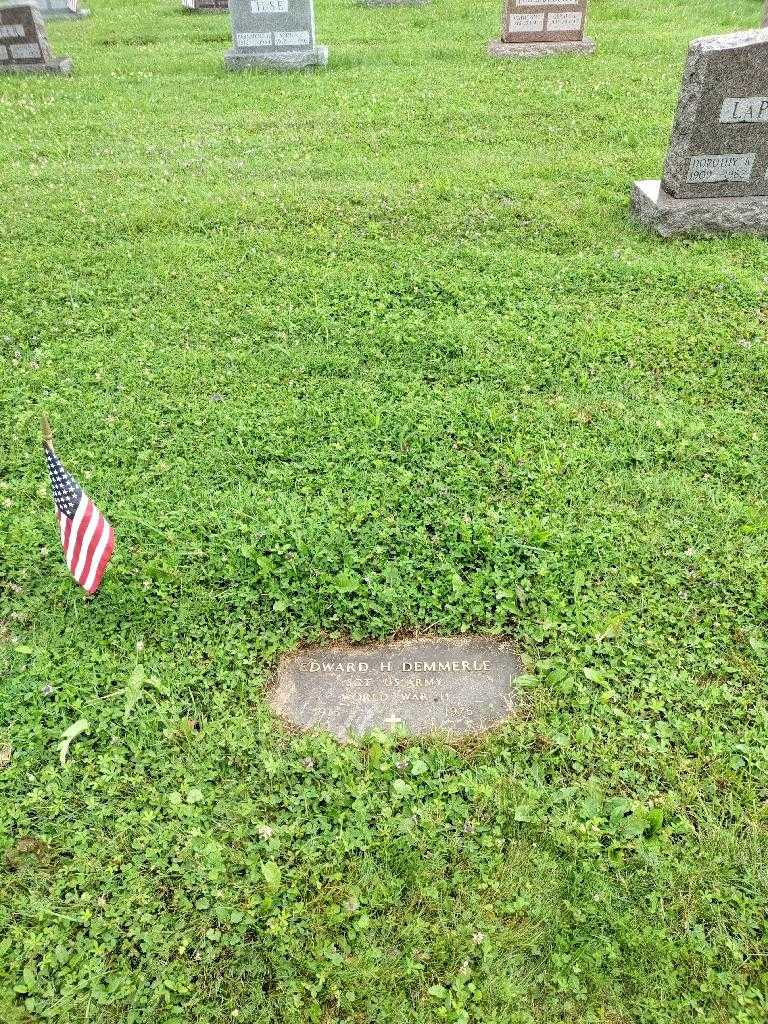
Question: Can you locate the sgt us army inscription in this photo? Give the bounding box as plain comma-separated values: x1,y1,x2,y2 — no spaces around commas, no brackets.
271,637,522,740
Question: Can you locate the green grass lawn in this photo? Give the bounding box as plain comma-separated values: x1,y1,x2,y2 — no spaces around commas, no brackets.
2,0,768,1020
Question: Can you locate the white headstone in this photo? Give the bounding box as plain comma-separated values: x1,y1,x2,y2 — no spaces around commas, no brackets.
34,0,88,20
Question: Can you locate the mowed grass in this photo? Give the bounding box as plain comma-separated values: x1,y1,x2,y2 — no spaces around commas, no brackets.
1,0,768,1020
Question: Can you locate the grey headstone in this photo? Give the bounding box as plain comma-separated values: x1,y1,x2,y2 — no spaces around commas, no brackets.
663,30,768,199
34,0,88,19
271,637,522,740
632,29,768,235
501,0,589,44
489,0,595,57
225,0,327,71
0,3,72,74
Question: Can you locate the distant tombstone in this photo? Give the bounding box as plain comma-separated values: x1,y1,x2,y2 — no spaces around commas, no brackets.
0,3,72,74
489,0,595,58
271,637,522,740
225,0,327,70
764,2,768,28
183,0,228,10
632,29,768,236
34,0,88,19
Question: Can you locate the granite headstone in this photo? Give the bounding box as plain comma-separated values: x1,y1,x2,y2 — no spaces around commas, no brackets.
0,3,72,74
489,0,595,58
632,29,768,235
225,0,327,70
271,637,522,740
34,0,88,19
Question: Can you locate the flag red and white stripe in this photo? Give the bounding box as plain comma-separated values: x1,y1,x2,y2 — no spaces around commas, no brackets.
57,493,115,595
44,435,115,595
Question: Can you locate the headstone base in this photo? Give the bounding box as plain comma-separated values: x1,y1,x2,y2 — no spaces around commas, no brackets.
488,38,596,58
0,55,73,74
40,7,89,17
225,45,328,70
631,179,768,237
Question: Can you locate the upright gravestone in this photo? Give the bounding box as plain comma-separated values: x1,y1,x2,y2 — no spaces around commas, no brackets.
632,29,768,236
34,0,88,19
225,0,327,70
183,0,228,11
764,1,768,28
489,0,595,58
0,3,72,74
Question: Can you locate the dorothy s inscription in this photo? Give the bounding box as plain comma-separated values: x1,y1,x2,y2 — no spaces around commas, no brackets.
271,637,522,740
686,153,756,183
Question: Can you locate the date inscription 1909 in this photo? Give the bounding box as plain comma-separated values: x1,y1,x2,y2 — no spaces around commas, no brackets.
271,638,522,740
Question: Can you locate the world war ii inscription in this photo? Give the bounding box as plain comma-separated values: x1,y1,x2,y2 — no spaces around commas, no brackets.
272,637,522,740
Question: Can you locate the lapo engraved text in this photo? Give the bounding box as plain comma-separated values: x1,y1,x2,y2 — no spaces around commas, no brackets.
720,96,768,124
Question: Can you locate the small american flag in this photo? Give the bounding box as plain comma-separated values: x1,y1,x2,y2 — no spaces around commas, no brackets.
44,423,115,595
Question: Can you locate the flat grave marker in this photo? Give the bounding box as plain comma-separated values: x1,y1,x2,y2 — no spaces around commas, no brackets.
0,3,72,74
271,637,522,741
632,29,768,235
225,0,327,70
489,0,595,58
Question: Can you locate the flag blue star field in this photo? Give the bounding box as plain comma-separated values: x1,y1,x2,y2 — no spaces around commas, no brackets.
44,441,115,595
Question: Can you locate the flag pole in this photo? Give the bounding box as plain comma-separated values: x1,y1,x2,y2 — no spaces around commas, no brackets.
42,415,54,451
